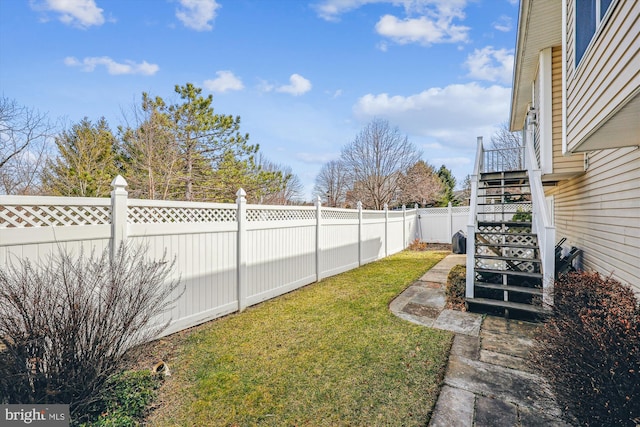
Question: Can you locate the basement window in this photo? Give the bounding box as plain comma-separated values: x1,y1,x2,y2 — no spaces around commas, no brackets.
575,0,615,66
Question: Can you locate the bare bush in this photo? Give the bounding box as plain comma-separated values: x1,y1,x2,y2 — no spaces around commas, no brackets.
530,272,640,426
0,243,182,421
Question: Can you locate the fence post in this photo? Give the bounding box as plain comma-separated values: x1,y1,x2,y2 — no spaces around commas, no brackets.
315,196,322,281
110,175,128,259
357,201,363,266
415,203,420,242
384,204,389,257
402,205,406,248
447,201,453,243
236,188,247,312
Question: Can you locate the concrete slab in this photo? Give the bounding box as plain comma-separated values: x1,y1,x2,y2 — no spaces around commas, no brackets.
481,328,535,359
428,385,475,427
402,302,441,319
444,355,563,418
433,309,482,336
395,311,436,328
480,349,532,372
474,396,518,427
450,334,480,361
411,288,445,308
518,404,574,427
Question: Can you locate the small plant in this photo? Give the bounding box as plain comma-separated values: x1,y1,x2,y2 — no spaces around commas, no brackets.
85,370,162,426
530,271,640,426
0,242,182,423
445,264,466,310
511,207,532,222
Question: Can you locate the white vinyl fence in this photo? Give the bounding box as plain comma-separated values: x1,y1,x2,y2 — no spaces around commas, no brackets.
0,177,422,337
416,204,470,243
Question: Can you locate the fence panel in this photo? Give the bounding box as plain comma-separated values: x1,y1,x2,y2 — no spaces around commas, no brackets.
246,205,317,307
126,199,239,336
417,205,471,243
320,208,360,279
361,210,386,263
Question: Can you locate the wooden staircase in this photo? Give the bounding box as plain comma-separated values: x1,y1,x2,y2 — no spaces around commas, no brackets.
466,170,548,317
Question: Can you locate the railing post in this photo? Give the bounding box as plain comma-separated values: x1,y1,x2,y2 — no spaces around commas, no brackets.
236,188,247,312
110,175,128,260
315,196,322,281
358,201,363,266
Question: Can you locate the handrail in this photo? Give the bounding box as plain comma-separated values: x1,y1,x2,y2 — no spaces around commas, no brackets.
482,147,525,172
466,137,484,298
524,122,555,306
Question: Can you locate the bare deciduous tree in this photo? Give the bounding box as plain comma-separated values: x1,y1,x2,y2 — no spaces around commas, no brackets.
397,160,444,207
490,122,524,170
341,119,421,209
314,160,349,207
256,154,304,205
0,97,54,195
119,93,182,200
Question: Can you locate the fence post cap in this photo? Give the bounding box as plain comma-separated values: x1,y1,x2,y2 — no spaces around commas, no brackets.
315,195,322,207
384,203,388,211
111,175,128,189
236,188,246,197
357,201,362,209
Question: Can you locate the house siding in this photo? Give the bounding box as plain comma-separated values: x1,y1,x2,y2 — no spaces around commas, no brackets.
545,146,640,295
552,46,583,176
565,0,640,152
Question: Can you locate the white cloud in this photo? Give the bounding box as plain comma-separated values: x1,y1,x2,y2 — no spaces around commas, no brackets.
64,56,159,75
492,15,512,32
314,1,470,46
353,82,511,148
275,74,312,96
176,0,220,31
375,13,468,45
203,70,244,93
31,0,105,28
464,46,514,84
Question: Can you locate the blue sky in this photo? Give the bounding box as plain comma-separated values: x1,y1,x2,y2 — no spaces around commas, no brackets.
0,0,520,200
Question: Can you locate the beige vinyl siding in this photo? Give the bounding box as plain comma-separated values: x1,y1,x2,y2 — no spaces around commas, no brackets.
546,146,640,295
565,0,640,152
551,46,582,176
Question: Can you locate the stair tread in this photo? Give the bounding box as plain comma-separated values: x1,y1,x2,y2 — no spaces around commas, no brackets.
475,242,539,249
466,297,548,314
478,221,532,225
477,202,532,205
475,267,543,278
475,254,541,262
474,282,543,295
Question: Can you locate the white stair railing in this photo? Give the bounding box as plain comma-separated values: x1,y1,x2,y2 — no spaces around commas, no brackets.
524,121,556,307
466,137,484,298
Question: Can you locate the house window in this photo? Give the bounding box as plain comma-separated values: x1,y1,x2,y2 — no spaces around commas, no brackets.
575,0,615,66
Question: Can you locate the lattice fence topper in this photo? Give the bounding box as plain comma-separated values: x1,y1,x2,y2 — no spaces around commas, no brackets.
246,208,316,222
0,204,111,228
321,210,359,220
420,207,449,215
479,202,532,213
128,205,236,224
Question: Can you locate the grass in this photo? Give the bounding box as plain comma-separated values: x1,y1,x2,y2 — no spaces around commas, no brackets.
149,250,452,426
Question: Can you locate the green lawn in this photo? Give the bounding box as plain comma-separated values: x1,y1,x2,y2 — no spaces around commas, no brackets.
150,250,453,426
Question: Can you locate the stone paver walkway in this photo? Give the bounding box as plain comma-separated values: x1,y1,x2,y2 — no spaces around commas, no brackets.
390,254,573,427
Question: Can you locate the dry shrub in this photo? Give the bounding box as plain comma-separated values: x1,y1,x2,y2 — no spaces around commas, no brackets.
407,238,428,251
0,243,182,422
445,264,466,310
530,271,640,426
